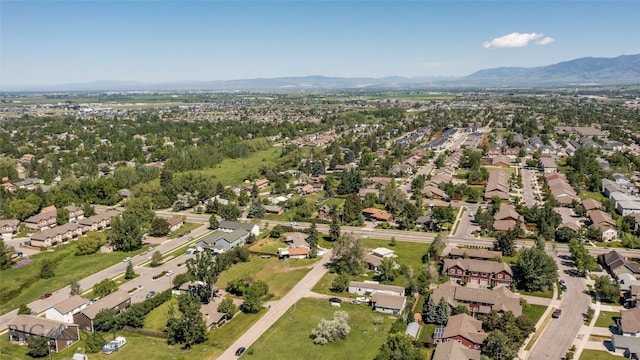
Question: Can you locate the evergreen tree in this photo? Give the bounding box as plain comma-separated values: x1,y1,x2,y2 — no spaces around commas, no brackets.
27,335,50,358
209,214,219,229
39,259,55,279
435,297,451,325
307,220,319,258
18,303,31,315
422,296,437,324
125,260,136,279
329,215,341,242
0,239,14,270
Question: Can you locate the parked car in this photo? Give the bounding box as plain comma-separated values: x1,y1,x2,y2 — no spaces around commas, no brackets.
351,300,361,305
41,293,53,300
235,347,246,356
166,270,174,276
552,309,562,318
146,291,156,299
123,257,131,262
328,297,341,303
184,230,191,235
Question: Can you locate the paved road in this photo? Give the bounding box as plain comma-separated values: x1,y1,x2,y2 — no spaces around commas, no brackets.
0,224,209,331
218,249,333,360
527,250,591,360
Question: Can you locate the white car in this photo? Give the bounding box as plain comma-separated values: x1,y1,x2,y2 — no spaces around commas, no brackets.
123,257,131,263
165,270,174,276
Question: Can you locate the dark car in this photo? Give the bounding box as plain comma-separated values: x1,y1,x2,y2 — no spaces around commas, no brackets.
41,293,53,300
235,347,246,356
552,309,562,318
146,291,156,299
328,297,341,303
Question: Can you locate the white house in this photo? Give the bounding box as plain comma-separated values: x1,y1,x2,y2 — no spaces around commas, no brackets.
45,295,89,324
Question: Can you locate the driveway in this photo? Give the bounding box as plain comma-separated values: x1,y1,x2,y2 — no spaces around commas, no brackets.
527,250,591,359
521,168,539,208
218,250,333,360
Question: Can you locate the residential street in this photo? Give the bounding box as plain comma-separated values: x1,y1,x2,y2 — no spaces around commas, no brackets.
218,249,333,360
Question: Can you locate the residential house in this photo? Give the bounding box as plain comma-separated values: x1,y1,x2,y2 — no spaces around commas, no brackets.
45,296,89,324
297,184,314,195
484,170,510,201
626,284,640,308
545,173,579,205
166,217,184,232
493,204,522,232
590,210,618,241
358,187,379,199
582,198,602,215
199,302,227,330
278,246,310,259
539,157,558,174
432,313,487,351
255,178,270,189
264,205,283,215
8,315,80,353
364,247,396,272
430,281,522,317
443,258,514,287
348,281,405,297
73,291,131,332
317,205,334,220
24,211,58,231
362,208,393,223
65,205,84,222
422,185,447,199
218,221,260,237
29,223,83,248
13,177,44,190
609,192,640,216
78,210,122,232
195,230,249,252
447,248,502,261
432,341,481,360
491,155,511,168
371,293,406,314
600,250,640,279
0,219,20,240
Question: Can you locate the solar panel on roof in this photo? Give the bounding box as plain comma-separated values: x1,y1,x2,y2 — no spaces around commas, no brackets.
433,327,445,338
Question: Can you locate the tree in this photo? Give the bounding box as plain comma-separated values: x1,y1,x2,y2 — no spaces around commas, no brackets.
374,334,423,360
39,259,55,279
18,303,31,315
125,260,136,279
166,294,207,348
435,297,451,325
70,281,82,296
108,212,144,252
149,217,170,237
247,200,265,218
329,215,341,242
218,298,237,319
422,296,437,324
594,275,621,303
150,251,163,267
94,308,119,332
483,330,519,360
425,234,447,262
517,245,557,291
209,214,219,230
241,284,264,314
331,273,350,292
452,304,470,315
82,203,96,217
9,199,39,221
332,233,365,276
307,220,319,258
569,239,596,276
378,257,399,282
311,311,351,345
0,239,15,270
93,278,118,297
27,335,50,358
218,203,242,221
555,226,577,243
342,193,363,224
56,207,69,225
493,231,516,256
186,252,220,303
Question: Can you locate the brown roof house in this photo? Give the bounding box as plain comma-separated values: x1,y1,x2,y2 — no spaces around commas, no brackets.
0,219,20,240
371,293,406,315
432,341,481,360
8,315,80,353
430,281,522,317
493,204,523,232
432,313,487,351
166,216,184,232
443,258,514,287
447,247,502,261
590,210,618,242
484,170,510,201
362,208,394,223
45,295,89,324
613,307,640,358
73,291,131,332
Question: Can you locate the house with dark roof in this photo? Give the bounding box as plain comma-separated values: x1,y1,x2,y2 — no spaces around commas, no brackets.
432,313,487,351
196,230,250,252
443,258,514,287
600,250,640,279
590,210,618,241
78,210,121,232
493,204,522,232
8,315,80,353
218,221,260,236
432,341,481,360
30,223,84,248
73,291,131,332
430,281,522,317
447,247,502,261
484,170,510,201
45,295,89,324
371,293,406,314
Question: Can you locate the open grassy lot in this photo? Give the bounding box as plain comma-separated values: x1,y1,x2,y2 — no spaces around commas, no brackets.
0,241,146,315
594,311,619,328
246,298,395,360
248,237,284,254
579,349,623,360
215,255,315,299
144,297,179,332
523,304,548,324
516,287,555,299
195,147,282,186
580,191,606,202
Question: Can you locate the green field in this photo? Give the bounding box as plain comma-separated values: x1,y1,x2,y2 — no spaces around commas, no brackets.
594,311,619,328
167,222,202,239
523,304,548,324
0,241,147,315
579,349,623,360
246,298,394,360
144,297,179,332
215,255,315,299
195,147,282,186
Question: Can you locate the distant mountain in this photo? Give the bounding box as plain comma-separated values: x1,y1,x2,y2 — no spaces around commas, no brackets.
462,54,640,86
3,54,639,92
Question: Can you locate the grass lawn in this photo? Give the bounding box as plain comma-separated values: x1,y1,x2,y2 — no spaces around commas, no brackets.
418,323,437,344
195,147,282,186
215,255,314,299
517,288,555,299
362,238,427,275
579,349,623,360
580,191,606,202
594,311,619,328
82,274,140,300
144,297,179,332
595,241,624,248
248,237,286,255
0,241,146,315
522,304,547,324
246,298,394,360
167,222,202,239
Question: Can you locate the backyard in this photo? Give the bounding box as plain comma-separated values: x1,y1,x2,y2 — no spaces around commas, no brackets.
194,147,282,186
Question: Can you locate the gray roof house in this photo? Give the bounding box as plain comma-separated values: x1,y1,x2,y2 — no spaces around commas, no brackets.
196,230,249,252
218,221,260,236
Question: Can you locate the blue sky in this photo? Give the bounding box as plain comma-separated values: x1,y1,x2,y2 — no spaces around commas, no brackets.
1,1,639,86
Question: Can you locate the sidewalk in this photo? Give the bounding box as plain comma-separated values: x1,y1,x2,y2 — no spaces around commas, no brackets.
574,289,601,359
518,283,559,359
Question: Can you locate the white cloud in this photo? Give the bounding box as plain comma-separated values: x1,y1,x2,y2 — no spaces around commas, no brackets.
482,32,554,49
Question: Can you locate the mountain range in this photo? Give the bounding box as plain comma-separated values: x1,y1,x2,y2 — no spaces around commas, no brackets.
4,54,640,92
